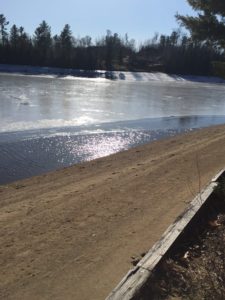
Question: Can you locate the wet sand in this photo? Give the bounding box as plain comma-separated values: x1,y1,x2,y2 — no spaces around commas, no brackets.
1,124,225,299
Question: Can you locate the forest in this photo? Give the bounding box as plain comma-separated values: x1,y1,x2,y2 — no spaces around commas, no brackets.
0,1,225,76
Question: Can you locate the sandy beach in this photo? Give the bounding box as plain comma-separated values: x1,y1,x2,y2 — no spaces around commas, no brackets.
1,124,225,299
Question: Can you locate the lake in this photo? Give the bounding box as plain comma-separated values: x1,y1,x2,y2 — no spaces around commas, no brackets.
1,72,225,184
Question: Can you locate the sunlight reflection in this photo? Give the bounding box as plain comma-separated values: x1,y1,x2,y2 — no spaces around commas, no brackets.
64,131,149,162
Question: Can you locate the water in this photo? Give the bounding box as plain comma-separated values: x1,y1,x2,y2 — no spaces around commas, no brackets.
2,73,225,132
1,73,225,184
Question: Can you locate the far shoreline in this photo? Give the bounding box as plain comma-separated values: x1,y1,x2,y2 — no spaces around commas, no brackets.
1,63,225,84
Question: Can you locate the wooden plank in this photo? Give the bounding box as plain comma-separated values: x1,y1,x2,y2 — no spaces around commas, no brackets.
106,181,218,300
211,168,225,182
139,181,217,270
106,267,150,300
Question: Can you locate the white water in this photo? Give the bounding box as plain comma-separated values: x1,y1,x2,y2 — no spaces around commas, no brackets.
1,64,225,84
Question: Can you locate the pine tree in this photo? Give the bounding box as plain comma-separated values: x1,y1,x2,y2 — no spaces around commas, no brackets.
60,24,73,50
57,24,74,67
176,0,225,49
0,14,9,45
10,25,19,48
33,20,52,65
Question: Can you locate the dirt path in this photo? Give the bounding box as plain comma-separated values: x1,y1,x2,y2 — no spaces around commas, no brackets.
1,125,225,300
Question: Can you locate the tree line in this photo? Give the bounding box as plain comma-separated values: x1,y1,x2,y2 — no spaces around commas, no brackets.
0,11,224,75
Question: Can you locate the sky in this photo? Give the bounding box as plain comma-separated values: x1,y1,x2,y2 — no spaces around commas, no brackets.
1,0,195,43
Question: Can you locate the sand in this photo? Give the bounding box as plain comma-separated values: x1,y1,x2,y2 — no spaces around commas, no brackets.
1,124,225,300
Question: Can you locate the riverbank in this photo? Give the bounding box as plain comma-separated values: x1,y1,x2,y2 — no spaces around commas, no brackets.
4,114,225,185
1,124,225,299
1,63,225,83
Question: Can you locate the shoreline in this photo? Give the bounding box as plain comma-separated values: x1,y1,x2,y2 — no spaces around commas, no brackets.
2,113,225,185
1,63,225,84
1,115,225,185
1,124,225,299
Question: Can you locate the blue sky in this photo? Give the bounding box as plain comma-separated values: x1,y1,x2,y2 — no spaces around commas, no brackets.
1,0,195,43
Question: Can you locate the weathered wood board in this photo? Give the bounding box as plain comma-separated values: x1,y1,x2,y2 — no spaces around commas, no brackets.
106,169,225,300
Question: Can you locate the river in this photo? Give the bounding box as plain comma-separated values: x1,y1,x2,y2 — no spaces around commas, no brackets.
1,72,225,184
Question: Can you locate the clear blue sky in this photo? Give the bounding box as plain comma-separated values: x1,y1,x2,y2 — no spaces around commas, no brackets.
1,0,195,43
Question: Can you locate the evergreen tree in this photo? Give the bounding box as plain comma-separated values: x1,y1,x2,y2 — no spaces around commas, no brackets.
33,20,52,65
0,14,9,45
57,24,74,67
18,27,32,64
9,25,32,65
176,0,225,49
10,25,19,48
60,24,73,50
